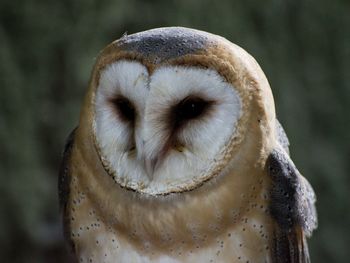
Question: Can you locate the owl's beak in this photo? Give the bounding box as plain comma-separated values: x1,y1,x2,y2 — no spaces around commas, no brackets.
135,134,161,180
143,157,158,180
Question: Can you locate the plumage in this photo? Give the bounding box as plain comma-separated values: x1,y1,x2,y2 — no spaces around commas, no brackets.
58,127,77,254
266,148,317,263
59,27,317,263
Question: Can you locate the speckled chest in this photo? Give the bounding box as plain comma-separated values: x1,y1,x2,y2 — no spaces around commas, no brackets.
67,173,274,263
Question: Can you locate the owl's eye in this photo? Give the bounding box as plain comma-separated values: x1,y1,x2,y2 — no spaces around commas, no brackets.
110,96,135,122
172,96,212,127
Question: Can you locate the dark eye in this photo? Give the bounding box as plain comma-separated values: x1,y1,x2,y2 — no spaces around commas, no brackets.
172,96,212,127
110,96,135,122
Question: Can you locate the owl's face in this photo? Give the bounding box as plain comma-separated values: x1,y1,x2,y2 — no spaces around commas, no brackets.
84,27,274,196
94,61,241,195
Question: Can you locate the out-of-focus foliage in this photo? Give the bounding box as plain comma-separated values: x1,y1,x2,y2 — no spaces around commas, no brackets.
0,0,349,262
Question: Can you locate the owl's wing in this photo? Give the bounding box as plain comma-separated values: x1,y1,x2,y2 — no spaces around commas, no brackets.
58,128,77,257
276,119,290,155
266,148,317,263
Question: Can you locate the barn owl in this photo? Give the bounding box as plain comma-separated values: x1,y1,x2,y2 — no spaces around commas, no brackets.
59,27,317,263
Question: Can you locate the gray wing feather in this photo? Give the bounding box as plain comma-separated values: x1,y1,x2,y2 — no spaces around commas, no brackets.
298,176,318,236
276,119,290,155
266,148,317,263
58,128,77,258
58,128,76,210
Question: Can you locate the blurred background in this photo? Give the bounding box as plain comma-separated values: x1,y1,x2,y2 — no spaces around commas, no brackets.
1,0,349,262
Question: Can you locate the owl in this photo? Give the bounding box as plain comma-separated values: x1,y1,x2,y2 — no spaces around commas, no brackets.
59,27,317,263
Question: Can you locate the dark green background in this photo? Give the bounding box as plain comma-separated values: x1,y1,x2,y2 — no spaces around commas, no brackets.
1,0,349,262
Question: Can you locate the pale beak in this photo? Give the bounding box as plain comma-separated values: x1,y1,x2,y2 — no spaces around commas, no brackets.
142,156,158,181
135,133,161,180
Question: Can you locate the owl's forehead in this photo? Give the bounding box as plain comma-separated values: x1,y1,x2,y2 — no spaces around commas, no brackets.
92,27,266,113
114,27,217,64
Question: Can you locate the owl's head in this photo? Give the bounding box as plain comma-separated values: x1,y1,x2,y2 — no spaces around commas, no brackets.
79,27,275,196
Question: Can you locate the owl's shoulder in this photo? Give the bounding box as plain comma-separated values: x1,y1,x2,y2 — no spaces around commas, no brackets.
266,148,317,263
275,119,290,155
58,127,78,259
